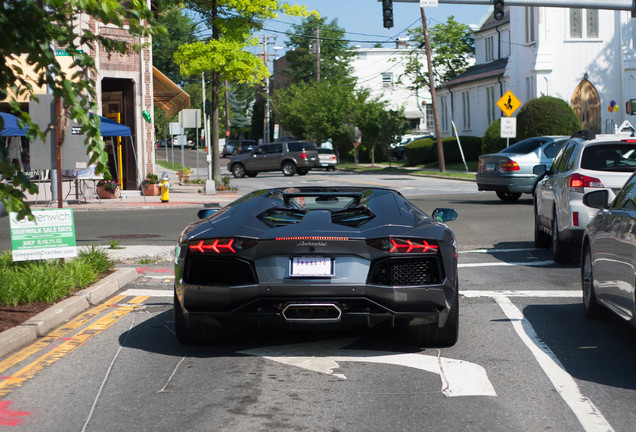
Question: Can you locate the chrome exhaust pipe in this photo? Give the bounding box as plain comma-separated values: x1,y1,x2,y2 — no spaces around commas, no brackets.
282,303,342,323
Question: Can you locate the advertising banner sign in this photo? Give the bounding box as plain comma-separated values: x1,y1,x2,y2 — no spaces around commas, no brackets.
9,209,77,261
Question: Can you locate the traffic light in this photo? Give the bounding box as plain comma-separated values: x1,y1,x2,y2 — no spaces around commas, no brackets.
493,0,504,20
382,0,393,29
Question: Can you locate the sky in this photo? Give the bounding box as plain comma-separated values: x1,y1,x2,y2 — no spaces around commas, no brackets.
256,0,492,53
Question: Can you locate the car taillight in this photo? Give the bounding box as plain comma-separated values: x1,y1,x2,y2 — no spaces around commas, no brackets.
368,238,439,254
188,238,256,254
301,151,307,159
499,159,520,172
478,160,484,171
568,173,603,192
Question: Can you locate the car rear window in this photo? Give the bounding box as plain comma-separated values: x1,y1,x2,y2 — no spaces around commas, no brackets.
500,137,553,154
580,144,636,171
317,148,334,154
288,141,317,152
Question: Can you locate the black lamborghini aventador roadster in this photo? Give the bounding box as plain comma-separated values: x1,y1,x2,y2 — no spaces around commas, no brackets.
174,186,459,346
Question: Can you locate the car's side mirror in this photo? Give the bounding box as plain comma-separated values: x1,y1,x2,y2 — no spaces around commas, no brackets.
532,165,547,176
431,208,458,222
582,190,610,209
197,208,220,219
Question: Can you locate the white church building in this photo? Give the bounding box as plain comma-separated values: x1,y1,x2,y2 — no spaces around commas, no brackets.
437,5,636,138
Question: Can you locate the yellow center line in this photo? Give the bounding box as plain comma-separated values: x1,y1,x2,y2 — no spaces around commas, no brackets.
0,295,127,375
0,296,149,397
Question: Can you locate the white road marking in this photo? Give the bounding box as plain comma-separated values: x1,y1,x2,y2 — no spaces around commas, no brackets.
459,260,554,268
462,290,581,298
460,248,544,254
492,294,614,432
239,339,497,397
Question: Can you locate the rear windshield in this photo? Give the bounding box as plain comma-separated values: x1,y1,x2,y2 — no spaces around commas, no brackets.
580,144,636,171
317,148,334,154
500,137,555,154
288,141,317,152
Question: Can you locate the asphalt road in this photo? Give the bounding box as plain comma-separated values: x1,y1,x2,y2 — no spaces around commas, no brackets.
2,174,636,431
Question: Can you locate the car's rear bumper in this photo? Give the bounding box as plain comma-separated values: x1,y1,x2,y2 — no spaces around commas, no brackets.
476,173,536,193
176,279,456,328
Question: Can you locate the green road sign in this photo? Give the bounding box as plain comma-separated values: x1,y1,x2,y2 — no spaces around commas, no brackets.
9,209,77,261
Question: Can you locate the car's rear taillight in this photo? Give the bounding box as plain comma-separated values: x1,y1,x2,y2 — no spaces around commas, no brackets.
188,238,256,254
499,159,520,172
301,151,307,159
368,238,439,254
478,160,484,172
568,173,603,192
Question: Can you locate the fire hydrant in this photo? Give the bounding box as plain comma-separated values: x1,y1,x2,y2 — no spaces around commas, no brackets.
160,172,170,202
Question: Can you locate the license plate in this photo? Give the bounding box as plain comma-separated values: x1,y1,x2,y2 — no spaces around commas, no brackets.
290,256,334,277
487,163,496,171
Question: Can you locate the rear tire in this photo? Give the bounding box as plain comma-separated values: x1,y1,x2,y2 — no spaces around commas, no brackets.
581,245,608,319
246,171,258,177
174,294,229,344
534,199,550,248
407,289,459,347
174,294,201,344
551,211,571,263
231,163,246,178
496,191,522,202
281,161,296,176
297,169,309,175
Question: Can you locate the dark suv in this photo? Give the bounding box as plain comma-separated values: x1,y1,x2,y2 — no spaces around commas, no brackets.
228,141,320,177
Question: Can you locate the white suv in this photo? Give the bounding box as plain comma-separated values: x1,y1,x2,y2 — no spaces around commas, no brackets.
533,130,636,262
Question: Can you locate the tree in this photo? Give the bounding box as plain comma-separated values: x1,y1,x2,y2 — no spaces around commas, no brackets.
175,1,312,185
402,16,474,90
0,0,163,219
516,96,580,140
285,15,355,84
153,8,198,85
353,89,407,164
271,81,354,145
271,81,407,163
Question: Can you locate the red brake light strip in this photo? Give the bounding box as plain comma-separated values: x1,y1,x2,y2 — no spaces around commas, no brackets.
390,238,438,253
190,239,235,253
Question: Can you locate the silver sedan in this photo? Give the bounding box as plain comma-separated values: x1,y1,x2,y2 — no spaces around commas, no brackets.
581,171,636,323
476,136,567,201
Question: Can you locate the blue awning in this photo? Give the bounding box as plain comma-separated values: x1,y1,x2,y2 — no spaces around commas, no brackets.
0,112,27,136
91,114,132,137
1,112,131,137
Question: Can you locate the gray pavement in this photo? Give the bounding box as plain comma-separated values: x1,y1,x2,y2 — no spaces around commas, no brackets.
0,168,241,360
0,165,477,360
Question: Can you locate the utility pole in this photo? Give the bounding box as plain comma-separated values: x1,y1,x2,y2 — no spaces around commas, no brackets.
261,35,277,144
420,6,445,172
224,80,230,144
316,27,320,82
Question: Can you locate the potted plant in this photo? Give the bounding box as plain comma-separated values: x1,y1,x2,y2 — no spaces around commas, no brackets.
177,166,191,182
96,174,120,199
141,173,160,196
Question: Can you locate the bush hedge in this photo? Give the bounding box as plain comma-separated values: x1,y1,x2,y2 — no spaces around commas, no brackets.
405,136,482,165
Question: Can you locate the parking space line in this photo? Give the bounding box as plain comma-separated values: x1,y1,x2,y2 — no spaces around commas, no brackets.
459,260,554,268
462,290,580,298
492,294,614,432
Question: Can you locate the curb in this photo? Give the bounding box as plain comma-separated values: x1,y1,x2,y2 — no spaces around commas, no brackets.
0,267,138,361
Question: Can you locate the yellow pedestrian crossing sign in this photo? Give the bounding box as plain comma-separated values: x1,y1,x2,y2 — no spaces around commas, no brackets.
497,90,522,117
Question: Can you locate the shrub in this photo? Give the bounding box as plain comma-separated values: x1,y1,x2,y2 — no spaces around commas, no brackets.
516,95,580,139
404,137,436,165
481,119,508,154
